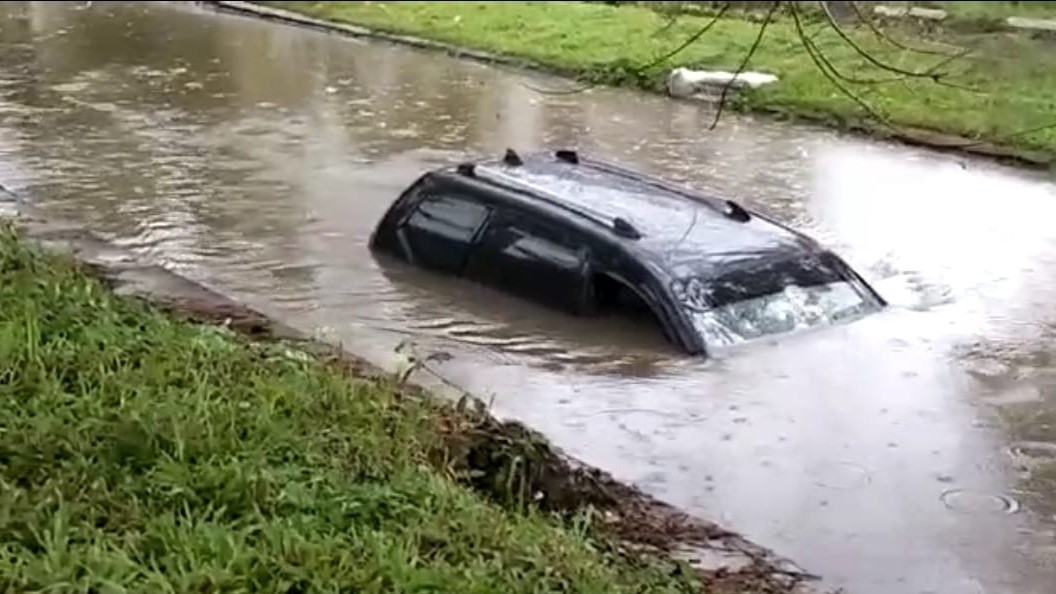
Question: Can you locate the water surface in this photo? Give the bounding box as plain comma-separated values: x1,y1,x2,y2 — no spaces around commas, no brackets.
1,3,1055,593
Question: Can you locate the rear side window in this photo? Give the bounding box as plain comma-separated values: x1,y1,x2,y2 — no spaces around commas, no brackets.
493,219,583,270
406,193,490,243
399,191,491,274
462,209,588,313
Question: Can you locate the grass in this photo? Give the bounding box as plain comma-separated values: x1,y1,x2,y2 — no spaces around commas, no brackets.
260,1,1056,159
0,224,700,593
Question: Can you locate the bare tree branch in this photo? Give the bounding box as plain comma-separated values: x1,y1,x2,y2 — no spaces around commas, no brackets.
848,1,961,57
796,3,1056,152
788,1,895,128
524,0,1053,154
708,0,779,130
646,3,730,72
818,1,978,92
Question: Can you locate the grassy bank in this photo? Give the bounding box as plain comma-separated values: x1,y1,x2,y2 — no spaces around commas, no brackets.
0,225,699,593
262,1,1056,160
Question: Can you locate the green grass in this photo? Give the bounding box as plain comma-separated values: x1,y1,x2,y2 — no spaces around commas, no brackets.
263,1,1056,159
0,224,699,593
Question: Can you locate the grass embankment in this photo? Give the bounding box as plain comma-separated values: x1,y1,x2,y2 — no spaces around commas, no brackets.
0,225,698,593
263,1,1056,161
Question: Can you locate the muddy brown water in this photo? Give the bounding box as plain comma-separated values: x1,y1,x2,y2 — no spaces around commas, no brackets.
2,2,1056,593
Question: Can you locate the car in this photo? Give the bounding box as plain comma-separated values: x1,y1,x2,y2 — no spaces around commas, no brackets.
368,148,886,357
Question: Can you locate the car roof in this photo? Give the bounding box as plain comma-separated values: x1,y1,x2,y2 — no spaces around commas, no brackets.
449,149,820,279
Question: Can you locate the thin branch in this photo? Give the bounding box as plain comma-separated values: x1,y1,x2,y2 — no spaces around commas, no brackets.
707,0,778,130
799,4,1054,153
524,0,1054,155
644,3,729,72
818,1,979,92
789,2,895,129
848,1,960,57
796,15,902,85
797,6,967,89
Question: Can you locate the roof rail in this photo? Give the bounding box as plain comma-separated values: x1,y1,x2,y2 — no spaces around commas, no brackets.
472,163,642,240
547,150,752,224
503,148,523,166
555,149,579,164
613,217,641,239
723,200,750,223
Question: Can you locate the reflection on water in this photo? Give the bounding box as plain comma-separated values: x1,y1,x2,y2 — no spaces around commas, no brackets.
1,2,1056,593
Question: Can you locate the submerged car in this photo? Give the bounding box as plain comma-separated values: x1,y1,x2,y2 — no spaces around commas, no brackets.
368,148,886,356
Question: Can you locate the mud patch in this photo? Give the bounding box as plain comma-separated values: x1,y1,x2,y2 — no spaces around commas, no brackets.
8,210,831,594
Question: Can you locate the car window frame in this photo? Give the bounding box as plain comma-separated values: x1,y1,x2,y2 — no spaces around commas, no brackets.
463,201,594,312
394,180,495,274
481,206,588,270
403,190,491,243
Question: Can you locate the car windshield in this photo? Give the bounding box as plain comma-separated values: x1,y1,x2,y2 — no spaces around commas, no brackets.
670,255,879,349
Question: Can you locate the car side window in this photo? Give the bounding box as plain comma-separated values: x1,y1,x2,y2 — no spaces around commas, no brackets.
399,190,491,274
493,218,583,270
405,192,490,243
463,210,589,313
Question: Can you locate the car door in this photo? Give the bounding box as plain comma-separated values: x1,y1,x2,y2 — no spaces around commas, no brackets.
463,207,590,314
397,184,492,275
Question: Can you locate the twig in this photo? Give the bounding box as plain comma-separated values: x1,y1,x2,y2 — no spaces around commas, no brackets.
643,3,729,73
818,1,979,92
795,8,917,86
799,4,1055,154
708,1,778,130
789,2,895,129
848,1,960,57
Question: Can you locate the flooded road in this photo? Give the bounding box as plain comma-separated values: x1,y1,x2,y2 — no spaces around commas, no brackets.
2,2,1056,592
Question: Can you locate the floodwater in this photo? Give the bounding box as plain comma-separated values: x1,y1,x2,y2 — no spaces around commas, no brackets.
1,2,1055,593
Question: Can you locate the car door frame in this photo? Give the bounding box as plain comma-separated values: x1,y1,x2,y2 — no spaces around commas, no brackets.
385,176,496,276
462,199,593,315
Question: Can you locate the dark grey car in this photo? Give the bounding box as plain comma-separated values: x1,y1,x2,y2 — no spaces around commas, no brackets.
369,149,886,356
